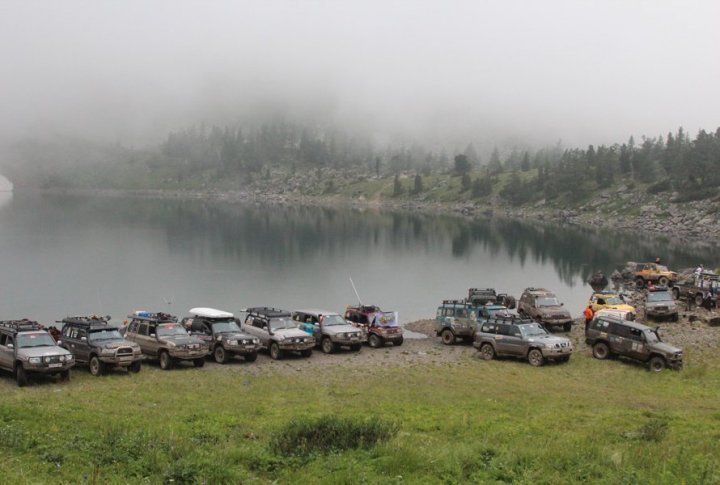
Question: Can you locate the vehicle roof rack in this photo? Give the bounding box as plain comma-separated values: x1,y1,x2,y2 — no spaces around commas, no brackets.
442,299,467,305
468,288,495,292
60,315,111,324
128,311,178,323
526,287,550,293
0,319,45,333
246,307,292,318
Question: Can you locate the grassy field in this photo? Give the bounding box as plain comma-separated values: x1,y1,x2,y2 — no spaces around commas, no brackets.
1,344,719,484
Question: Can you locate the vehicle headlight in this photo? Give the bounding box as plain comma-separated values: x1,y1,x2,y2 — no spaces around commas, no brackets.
29,357,41,364
65,354,73,361
253,339,259,345
101,348,115,356
228,340,237,346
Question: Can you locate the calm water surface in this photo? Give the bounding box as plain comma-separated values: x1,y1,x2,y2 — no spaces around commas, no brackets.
1,193,718,325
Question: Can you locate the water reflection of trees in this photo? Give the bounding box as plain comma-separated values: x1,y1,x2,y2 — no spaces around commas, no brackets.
10,194,720,283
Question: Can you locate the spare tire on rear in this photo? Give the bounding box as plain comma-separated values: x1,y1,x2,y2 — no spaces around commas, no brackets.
501,295,517,310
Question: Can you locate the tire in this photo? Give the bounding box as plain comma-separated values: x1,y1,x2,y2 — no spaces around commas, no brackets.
15,365,28,387
528,348,545,367
368,334,383,348
193,358,205,368
159,350,173,370
270,342,283,360
592,342,610,360
60,369,71,381
89,355,105,376
635,277,645,289
503,296,517,310
563,322,572,332
658,276,669,287
672,287,680,300
321,337,335,354
695,294,704,307
394,337,404,347
350,344,361,352
129,360,142,373
300,349,312,358
214,345,228,364
648,355,666,372
671,313,679,322
441,329,455,346
245,352,258,362
479,343,495,361
557,355,570,363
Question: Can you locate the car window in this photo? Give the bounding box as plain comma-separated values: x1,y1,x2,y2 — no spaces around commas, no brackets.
0,334,6,346
510,325,522,337
481,324,495,333
128,321,139,333
592,319,610,331
138,323,149,336
62,326,72,337
628,328,644,341
496,324,511,336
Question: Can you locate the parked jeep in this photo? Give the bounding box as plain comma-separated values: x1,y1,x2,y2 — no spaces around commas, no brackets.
671,272,719,307
627,262,678,288
0,320,74,386
435,300,479,345
644,288,679,321
517,288,573,331
181,308,260,364
588,292,635,316
241,307,314,359
586,315,682,371
59,316,142,375
473,315,573,366
344,305,403,348
123,312,209,369
466,288,516,309
292,310,364,353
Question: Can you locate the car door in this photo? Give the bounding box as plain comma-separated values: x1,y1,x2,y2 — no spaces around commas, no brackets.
608,323,632,355
60,325,80,361
76,328,91,363
626,327,648,360
493,324,513,356
135,322,155,355
503,324,525,356
248,317,270,348
0,334,13,371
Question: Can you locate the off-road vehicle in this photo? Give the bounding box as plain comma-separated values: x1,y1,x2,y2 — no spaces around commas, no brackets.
473,315,573,366
122,311,209,369
344,305,403,348
241,307,314,359
58,316,142,375
586,315,682,371
182,308,260,364
292,309,364,353
671,271,719,307
517,288,573,331
435,300,480,345
466,288,516,309
0,320,74,386
588,292,635,315
644,288,679,321
625,262,678,288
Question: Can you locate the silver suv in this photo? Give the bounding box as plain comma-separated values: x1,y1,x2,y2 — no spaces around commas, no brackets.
292,310,364,353
473,316,573,366
241,307,315,359
182,308,260,364
122,312,209,370
0,320,75,386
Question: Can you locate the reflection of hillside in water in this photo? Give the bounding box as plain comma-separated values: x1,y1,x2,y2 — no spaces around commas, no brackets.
10,194,720,284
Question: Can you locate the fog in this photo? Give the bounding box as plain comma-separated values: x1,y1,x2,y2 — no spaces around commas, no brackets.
2,0,720,150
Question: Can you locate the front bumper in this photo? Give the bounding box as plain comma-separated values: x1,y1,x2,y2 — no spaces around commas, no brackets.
224,343,261,355
25,361,75,374
279,340,315,351
170,348,210,360
331,335,366,345
541,346,573,358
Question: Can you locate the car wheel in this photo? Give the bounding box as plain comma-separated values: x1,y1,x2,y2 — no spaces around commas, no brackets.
15,365,28,387
300,349,312,358
394,337,404,347
321,337,335,354
635,277,645,288
648,355,666,372
214,346,228,364
658,276,669,287
351,344,361,352
671,313,679,322
480,343,495,361
528,348,545,367
89,355,105,376
563,322,572,332
245,352,258,362
503,296,517,310
60,369,71,381
695,294,704,307
270,342,283,360
672,287,680,299
368,334,383,348
441,329,455,345
129,361,142,373
159,350,173,370
557,355,570,363
193,358,205,368
592,342,610,360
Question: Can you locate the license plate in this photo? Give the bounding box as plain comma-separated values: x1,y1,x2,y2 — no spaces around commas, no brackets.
49,363,62,368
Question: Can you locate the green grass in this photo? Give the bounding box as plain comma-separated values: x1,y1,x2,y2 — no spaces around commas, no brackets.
1,352,719,483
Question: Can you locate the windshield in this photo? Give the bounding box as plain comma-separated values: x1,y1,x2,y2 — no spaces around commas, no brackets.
518,323,549,337
88,329,123,341
536,297,560,307
269,318,297,331
647,292,672,302
645,330,660,343
657,265,669,272
17,332,57,348
605,297,624,305
211,320,240,333
321,315,347,326
157,324,188,337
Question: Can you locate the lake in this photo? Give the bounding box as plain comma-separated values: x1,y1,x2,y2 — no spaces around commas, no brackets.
1,192,718,325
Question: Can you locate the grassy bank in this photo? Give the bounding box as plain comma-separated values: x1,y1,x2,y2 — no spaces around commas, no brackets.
1,345,719,484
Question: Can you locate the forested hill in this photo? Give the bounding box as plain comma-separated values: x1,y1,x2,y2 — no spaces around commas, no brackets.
3,122,720,207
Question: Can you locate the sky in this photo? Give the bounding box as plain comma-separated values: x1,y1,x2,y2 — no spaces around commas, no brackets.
1,0,719,150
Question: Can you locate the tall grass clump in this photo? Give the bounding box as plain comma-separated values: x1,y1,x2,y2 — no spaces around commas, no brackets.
271,415,397,456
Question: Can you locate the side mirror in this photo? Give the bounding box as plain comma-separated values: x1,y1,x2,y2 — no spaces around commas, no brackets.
7,343,13,349
105,315,112,321
150,333,156,338
57,340,62,345
81,337,87,341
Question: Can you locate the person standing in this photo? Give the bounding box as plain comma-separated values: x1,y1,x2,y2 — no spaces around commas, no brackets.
584,305,594,332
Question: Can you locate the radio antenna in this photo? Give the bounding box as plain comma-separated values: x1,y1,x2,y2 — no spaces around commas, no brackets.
349,276,362,305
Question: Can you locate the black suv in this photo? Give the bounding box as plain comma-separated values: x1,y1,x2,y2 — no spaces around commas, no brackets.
59,316,143,376
181,307,260,364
